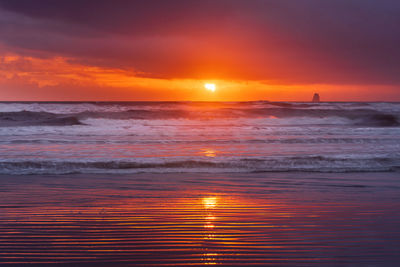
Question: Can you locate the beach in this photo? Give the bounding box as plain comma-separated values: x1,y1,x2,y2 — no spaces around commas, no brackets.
1,101,400,265
1,172,400,266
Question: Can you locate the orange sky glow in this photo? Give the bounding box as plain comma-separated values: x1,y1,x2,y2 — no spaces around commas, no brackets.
0,1,399,101
1,54,398,101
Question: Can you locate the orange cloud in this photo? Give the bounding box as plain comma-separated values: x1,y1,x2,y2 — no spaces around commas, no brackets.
0,54,399,101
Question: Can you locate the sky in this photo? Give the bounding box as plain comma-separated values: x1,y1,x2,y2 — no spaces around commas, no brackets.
0,0,399,101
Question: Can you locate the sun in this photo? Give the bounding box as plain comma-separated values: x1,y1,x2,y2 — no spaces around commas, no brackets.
204,83,216,92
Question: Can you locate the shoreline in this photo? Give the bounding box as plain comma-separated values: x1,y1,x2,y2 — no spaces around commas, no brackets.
1,172,399,265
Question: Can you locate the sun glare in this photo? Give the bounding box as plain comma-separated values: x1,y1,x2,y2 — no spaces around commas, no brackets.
204,83,216,92
203,197,217,209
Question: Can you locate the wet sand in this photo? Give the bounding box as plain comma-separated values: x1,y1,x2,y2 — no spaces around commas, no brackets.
1,172,400,266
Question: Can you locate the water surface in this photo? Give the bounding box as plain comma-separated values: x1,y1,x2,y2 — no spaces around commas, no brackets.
1,101,400,174
1,172,399,266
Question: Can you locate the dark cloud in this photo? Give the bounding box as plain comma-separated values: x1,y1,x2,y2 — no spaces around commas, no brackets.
0,0,399,84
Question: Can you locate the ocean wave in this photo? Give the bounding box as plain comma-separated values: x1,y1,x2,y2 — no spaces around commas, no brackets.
1,137,397,145
1,156,399,174
1,106,399,127
0,111,82,127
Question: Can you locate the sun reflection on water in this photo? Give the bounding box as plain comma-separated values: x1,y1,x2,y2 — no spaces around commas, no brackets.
203,253,218,265
202,196,218,265
203,197,217,209
202,149,217,158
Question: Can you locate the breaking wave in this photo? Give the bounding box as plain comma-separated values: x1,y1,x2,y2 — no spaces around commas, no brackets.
1,102,400,175
1,105,399,127
0,111,82,126
1,156,399,175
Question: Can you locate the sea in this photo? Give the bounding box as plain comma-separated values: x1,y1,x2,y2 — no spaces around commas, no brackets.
1,101,400,266
0,101,400,174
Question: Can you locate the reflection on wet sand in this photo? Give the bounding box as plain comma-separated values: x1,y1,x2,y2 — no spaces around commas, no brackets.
202,197,217,265
1,172,400,266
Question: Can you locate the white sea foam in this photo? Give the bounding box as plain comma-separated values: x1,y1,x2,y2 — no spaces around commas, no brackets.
0,101,399,174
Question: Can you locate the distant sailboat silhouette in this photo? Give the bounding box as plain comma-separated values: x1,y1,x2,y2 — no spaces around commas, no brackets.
312,93,320,103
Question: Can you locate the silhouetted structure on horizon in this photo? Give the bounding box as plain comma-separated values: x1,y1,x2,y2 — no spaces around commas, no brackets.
312,93,320,103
